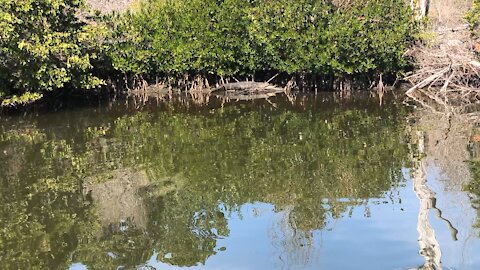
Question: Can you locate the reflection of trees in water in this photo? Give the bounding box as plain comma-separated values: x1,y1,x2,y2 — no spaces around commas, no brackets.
467,125,480,229
412,131,443,270
0,130,99,269
417,113,472,190
84,169,150,231
269,205,315,270
411,110,480,234
0,102,410,269
408,110,480,270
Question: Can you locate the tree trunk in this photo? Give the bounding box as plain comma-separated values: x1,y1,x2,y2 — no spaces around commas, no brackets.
411,0,430,19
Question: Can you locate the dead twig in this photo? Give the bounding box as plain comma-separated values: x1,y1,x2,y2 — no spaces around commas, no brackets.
405,30,480,113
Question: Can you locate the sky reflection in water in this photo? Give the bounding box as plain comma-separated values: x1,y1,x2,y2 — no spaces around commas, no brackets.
1,93,479,270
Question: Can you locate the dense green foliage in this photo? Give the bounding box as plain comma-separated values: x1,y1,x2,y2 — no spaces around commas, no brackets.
0,99,410,268
466,0,480,39
0,0,105,106
0,0,417,106
109,0,416,79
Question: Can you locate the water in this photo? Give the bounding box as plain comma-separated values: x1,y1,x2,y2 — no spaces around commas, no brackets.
0,93,479,270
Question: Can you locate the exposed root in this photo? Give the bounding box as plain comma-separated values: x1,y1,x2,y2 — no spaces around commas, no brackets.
127,75,287,107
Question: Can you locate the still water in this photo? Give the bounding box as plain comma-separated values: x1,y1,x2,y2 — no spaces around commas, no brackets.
0,93,479,270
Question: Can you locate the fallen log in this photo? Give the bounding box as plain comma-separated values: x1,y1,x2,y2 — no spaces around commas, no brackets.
212,81,271,91
211,81,285,101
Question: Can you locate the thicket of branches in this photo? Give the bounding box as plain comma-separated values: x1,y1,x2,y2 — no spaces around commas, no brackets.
405,0,480,113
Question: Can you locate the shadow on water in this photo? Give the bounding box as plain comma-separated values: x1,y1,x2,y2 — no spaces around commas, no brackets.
0,92,480,269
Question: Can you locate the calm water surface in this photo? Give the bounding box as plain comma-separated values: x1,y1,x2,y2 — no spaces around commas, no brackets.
1,94,479,270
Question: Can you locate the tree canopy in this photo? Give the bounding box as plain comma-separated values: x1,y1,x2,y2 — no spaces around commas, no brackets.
0,0,105,106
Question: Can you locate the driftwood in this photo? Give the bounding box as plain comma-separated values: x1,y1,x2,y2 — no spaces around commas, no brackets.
213,82,270,91
212,81,285,101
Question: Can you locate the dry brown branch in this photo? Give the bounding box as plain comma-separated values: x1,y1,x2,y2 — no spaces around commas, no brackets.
406,27,480,113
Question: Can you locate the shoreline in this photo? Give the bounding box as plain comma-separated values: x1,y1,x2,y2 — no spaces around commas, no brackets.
1,0,478,112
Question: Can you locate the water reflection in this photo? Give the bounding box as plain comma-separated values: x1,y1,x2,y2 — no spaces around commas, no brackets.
409,111,480,270
0,94,479,269
411,131,445,270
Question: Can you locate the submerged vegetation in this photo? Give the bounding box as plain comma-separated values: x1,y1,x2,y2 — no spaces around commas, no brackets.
0,0,417,107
